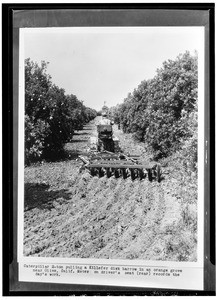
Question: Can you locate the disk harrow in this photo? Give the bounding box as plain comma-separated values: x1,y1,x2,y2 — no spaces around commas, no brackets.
78,151,161,182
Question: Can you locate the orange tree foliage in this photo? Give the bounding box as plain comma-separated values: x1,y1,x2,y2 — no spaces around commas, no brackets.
25,58,97,164
116,51,198,164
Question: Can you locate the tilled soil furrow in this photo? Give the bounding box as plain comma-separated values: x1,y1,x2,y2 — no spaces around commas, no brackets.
24,117,196,261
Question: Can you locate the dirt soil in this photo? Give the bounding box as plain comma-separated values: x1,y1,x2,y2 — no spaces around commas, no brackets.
24,117,197,261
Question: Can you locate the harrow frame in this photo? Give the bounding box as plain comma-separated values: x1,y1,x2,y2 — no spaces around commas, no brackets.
78,151,161,182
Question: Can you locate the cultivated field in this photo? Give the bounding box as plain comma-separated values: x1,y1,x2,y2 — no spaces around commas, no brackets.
24,118,197,261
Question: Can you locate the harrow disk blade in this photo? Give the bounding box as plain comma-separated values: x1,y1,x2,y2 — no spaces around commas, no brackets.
130,169,136,180
114,169,120,178
138,169,144,180
106,167,112,178
97,167,104,178
90,167,96,176
120,168,127,179
148,169,153,181
154,164,161,182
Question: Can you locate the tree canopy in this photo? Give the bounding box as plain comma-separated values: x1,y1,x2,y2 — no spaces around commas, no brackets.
110,51,198,168
25,58,97,164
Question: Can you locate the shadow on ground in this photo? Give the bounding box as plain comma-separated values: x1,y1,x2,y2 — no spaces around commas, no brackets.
73,132,89,136
71,139,88,143
24,183,72,211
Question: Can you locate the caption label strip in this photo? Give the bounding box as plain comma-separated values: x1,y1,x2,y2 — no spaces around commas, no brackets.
23,263,182,277
19,263,203,290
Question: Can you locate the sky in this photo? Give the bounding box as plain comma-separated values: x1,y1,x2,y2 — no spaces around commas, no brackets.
22,27,204,111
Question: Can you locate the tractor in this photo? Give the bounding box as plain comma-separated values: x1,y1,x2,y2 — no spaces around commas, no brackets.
89,124,120,153
78,119,162,182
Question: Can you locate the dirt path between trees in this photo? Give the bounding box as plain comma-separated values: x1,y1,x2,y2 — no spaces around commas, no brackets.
24,117,197,261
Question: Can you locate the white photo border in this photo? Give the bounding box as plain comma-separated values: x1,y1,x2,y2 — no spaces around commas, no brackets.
17,26,205,291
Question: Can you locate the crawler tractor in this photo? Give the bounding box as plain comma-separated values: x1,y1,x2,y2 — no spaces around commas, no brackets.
90,124,120,153
78,122,162,182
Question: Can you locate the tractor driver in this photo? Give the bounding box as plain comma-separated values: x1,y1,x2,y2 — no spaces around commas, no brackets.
98,111,114,125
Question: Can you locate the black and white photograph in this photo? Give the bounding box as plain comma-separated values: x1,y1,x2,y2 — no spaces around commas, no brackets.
1,1,216,294
15,17,207,290
20,26,203,260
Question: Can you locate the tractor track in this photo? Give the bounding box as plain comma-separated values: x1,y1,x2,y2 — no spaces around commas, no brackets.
24,117,197,261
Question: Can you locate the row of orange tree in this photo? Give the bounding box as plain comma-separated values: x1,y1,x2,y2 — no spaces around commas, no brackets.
25,58,97,165
110,51,198,170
